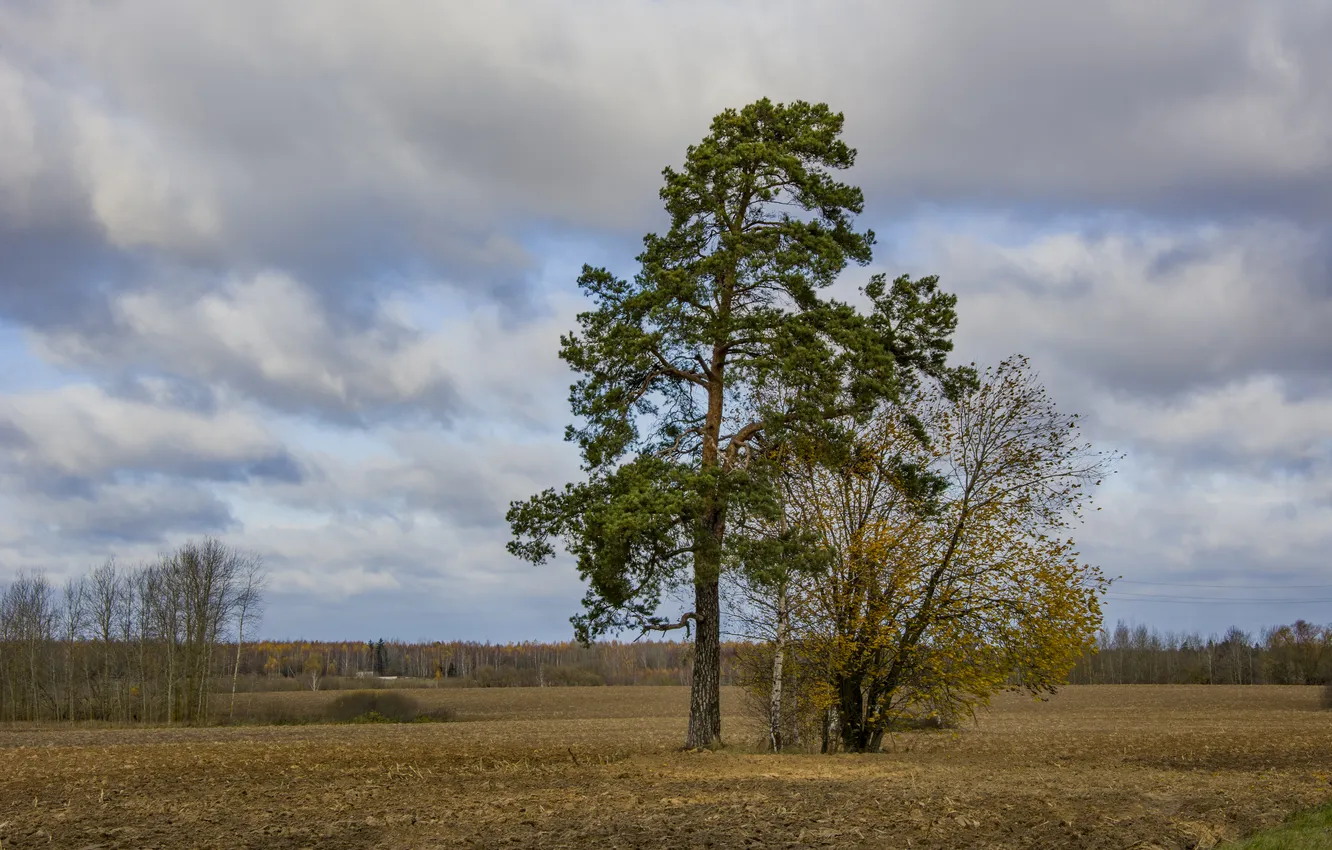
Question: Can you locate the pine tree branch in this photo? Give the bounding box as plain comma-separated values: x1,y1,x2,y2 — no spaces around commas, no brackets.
658,427,703,459
651,349,708,386
635,612,700,640
724,422,766,468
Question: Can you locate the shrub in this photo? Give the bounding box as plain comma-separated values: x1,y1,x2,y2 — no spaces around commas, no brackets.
542,665,608,687
325,690,420,723
733,641,828,753
321,690,455,723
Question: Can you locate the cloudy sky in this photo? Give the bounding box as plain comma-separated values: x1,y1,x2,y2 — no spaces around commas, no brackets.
1,1,1329,641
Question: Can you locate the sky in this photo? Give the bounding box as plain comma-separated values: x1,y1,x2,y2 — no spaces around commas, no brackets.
1,1,1329,642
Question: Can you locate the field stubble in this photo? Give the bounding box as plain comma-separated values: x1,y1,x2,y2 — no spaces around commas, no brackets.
1,685,1329,849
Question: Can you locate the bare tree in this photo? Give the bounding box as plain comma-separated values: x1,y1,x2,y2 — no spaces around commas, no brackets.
1,544,269,726
59,576,87,721
1,572,57,723
165,537,256,722
89,559,122,719
229,555,266,721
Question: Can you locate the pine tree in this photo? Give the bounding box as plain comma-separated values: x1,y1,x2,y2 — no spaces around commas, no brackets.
508,98,966,748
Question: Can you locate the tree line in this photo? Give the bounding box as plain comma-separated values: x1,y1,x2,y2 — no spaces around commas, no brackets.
3,543,1325,729
0,538,263,724
1068,620,1331,686
228,638,744,689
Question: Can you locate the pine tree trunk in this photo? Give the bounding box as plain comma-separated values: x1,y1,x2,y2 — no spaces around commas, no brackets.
686,577,722,749
684,347,727,751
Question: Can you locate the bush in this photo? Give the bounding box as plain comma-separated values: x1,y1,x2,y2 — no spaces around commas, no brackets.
321,690,455,723
541,665,608,687
325,690,421,723
414,705,457,723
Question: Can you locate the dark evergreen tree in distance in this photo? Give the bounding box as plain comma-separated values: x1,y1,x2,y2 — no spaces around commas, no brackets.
507,98,970,748
373,639,387,676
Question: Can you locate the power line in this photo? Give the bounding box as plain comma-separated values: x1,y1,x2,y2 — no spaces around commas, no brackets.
1113,578,1332,590
1106,592,1332,604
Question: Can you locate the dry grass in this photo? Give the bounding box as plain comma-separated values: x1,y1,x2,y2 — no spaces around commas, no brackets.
1,685,1330,849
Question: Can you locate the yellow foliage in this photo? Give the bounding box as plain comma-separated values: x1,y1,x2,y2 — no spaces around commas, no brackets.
767,356,1112,751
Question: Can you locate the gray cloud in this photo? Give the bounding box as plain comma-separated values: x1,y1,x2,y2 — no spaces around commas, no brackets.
3,1,1328,328
265,433,582,532
1092,377,1332,477
872,214,1332,635
0,384,298,486
0,476,236,566
35,481,236,545
873,221,1332,538
245,504,585,611
1087,465,1331,591
920,221,1332,400
34,273,461,425
3,0,1328,413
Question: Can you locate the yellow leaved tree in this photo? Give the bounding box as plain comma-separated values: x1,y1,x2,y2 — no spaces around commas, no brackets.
737,355,1114,753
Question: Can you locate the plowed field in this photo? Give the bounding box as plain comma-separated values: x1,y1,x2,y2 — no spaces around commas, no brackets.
2,686,1330,848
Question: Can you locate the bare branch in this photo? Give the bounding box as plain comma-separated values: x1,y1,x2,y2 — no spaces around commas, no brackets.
625,368,670,407
657,427,703,459
634,612,700,641
651,349,708,387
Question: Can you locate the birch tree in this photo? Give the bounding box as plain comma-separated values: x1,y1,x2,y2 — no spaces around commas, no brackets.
754,357,1114,752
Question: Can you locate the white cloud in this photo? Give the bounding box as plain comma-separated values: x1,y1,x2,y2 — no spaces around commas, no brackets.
1094,375,1332,471
265,431,580,528
72,104,220,253
269,565,401,599
34,271,578,427
0,383,278,477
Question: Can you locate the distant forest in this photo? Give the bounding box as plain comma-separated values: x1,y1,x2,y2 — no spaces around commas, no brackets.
3,620,1329,725
231,638,742,689
3,547,1329,724
232,619,1332,692
231,620,1332,691
1068,620,1331,686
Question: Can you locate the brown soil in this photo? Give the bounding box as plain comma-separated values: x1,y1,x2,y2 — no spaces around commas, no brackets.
1,685,1329,849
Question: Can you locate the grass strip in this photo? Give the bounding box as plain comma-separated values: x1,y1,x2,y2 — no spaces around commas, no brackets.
1223,804,1332,849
